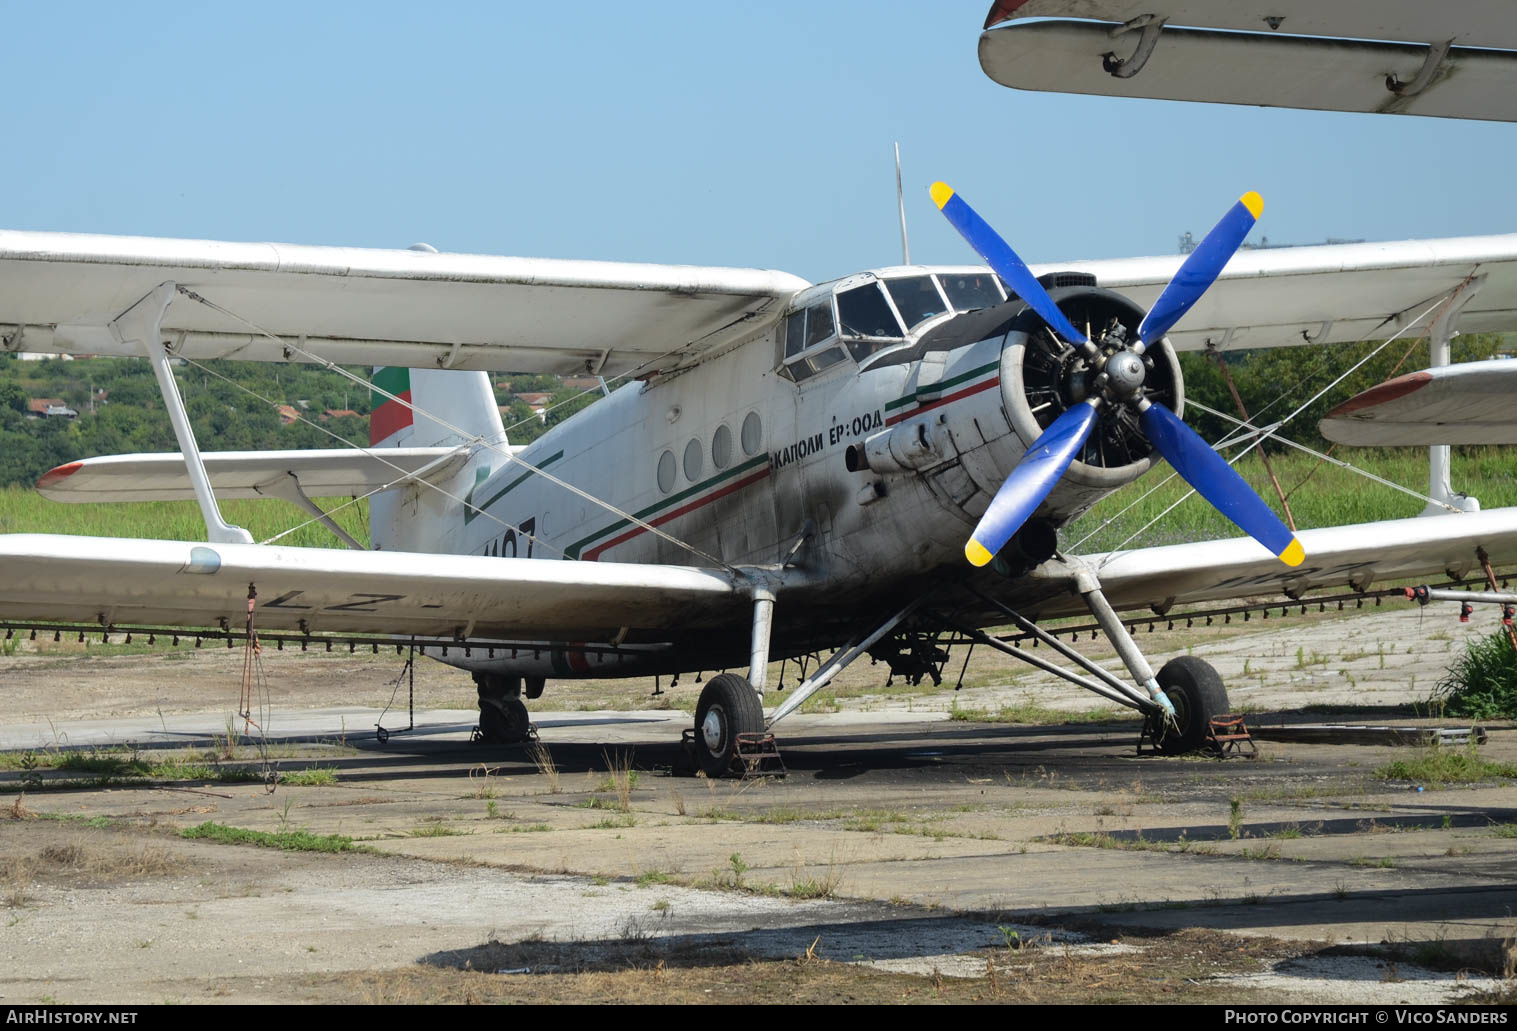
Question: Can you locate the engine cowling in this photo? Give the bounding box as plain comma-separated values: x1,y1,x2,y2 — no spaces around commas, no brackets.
998,284,1185,524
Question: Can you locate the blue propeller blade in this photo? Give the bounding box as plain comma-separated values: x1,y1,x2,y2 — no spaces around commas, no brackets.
932,182,1089,347
966,399,1100,567
1139,402,1304,566
1138,192,1262,349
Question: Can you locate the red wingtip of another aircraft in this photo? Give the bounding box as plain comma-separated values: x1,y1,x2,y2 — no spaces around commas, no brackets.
36,461,83,491
1325,371,1433,417
984,0,1032,29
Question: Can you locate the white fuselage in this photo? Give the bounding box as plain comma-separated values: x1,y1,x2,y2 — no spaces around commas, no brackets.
380,267,1173,680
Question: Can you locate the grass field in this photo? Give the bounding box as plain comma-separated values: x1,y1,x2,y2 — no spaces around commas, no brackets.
0,447,1511,554
1065,446,1517,553
0,485,371,549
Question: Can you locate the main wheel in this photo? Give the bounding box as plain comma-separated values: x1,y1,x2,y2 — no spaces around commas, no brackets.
693,673,764,777
1154,656,1229,755
478,697,531,744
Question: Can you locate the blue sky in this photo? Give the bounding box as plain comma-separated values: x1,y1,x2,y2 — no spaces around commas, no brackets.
3,1,1513,283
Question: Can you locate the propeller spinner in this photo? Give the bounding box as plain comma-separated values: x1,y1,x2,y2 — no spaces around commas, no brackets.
932,183,1304,570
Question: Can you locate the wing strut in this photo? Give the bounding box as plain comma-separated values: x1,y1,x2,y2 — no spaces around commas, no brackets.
111,283,252,544
254,473,365,551
1423,274,1486,516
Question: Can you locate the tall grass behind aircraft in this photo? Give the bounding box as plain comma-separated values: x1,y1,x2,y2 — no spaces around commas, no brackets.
4,185,1517,773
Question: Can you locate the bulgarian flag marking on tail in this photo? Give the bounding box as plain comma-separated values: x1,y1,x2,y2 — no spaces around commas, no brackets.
370,367,413,445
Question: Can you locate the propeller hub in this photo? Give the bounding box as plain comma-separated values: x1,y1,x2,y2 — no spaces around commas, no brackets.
1103,351,1147,398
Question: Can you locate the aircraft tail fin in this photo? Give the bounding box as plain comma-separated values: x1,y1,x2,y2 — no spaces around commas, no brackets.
368,368,504,551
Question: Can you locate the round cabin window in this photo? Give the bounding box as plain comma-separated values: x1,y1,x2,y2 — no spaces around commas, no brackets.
683,438,703,482
657,449,676,493
711,423,732,469
741,411,763,457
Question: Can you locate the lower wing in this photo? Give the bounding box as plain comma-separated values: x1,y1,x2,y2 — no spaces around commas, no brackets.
1023,508,1517,618
0,535,744,642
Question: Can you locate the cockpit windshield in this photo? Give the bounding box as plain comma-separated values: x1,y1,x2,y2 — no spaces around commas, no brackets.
837,282,907,362
884,276,948,332
837,282,903,339
938,272,1004,311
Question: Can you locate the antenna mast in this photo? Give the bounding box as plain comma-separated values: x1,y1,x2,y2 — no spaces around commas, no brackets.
895,142,911,264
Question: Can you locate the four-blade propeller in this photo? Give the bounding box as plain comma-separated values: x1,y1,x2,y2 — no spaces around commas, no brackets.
932,182,1304,570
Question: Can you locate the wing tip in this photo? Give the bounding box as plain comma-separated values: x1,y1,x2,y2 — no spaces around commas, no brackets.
1240,191,1264,219
930,182,955,210
1279,538,1305,567
36,461,83,493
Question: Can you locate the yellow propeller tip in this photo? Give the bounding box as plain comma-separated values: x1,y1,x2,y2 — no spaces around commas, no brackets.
965,539,994,567
1240,191,1264,219
930,182,955,210
1278,538,1305,567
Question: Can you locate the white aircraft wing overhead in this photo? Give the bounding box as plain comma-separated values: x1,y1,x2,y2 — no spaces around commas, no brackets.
1029,235,1517,352
1024,508,1517,619
1319,359,1517,447
981,1,1517,122
0,231,810,378
0,535,744,640
35,448,474,503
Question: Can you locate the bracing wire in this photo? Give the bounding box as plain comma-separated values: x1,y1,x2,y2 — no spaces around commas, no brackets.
1094,295,1448,563
173,286,741,573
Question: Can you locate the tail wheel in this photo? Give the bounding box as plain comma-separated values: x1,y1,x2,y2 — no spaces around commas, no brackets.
1155,656,1229,755
693,673,764,777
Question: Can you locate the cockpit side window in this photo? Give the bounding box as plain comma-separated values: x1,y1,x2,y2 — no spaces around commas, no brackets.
837,283,903,339
884,276,947,331
778,299,844,383
804,302,835,348
784,310,807,358
939,273,1004,311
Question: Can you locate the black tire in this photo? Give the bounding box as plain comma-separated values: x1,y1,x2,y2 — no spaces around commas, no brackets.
693,673,764,777
1154,656,1229,755
478,696,531,744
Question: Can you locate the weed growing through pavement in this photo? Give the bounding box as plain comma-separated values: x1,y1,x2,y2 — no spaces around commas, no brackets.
601,749,637,811
469,765,500,799
527,740,560,793
1377,743,1517,787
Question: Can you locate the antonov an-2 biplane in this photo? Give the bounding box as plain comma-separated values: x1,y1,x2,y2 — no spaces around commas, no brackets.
3,188,1517,774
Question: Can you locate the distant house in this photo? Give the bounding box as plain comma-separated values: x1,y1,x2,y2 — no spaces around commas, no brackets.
275,404,300,425
25,398,77,419
321,409,360,421
513,392,553,422
561,376,601,391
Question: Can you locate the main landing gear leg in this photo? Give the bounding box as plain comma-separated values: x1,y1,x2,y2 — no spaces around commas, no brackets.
1071,565,1229,755
962,568,1229,756
766,598,923,726
688,586,774,777
473,672,532,744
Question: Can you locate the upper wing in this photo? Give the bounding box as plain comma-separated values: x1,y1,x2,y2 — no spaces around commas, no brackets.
980,2,1517,122
0,231,810,378
5,226,1514,376
1019,508,1517,619
1031,235,1517,351
36,447,476,502
0,534,744,641
1319,359,1517,446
